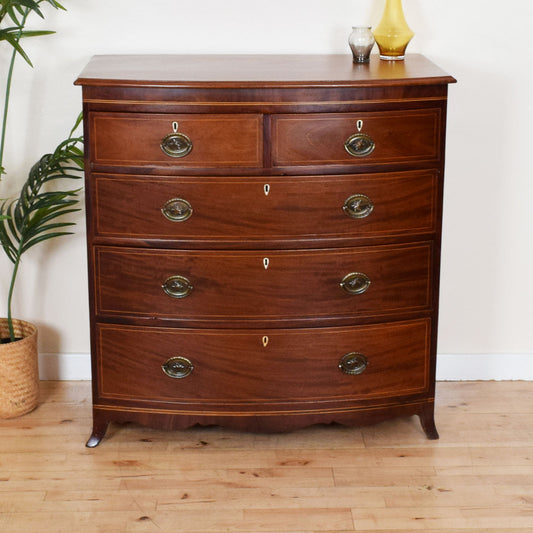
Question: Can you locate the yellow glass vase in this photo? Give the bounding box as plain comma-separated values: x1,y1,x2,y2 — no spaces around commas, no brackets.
373,0,414,60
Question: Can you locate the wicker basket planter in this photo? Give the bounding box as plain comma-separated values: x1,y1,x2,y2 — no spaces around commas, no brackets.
0,318,39,418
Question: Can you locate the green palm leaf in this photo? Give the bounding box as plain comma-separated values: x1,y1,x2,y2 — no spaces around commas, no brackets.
1,1,76,340
1,0,62,66
1,29,33,65
1,0,43,20
0,137,84,263
0,118,84,340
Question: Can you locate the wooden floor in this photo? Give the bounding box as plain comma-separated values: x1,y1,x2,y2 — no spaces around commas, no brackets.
0,381,532,532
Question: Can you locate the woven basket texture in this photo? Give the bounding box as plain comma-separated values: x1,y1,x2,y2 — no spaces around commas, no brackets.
0,318,39,418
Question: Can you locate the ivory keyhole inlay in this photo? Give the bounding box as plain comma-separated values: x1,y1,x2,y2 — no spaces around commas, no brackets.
263,257,270,269
264,184,270,196
262,336,269,347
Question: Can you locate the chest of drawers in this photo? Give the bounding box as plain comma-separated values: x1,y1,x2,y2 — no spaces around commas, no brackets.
75,54,455,446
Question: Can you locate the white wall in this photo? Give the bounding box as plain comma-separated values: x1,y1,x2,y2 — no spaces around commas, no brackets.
1,0,532,379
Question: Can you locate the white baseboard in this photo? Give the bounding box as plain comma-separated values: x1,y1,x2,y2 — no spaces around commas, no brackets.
436,353,533,381
39,352,533,381
38,353,92,381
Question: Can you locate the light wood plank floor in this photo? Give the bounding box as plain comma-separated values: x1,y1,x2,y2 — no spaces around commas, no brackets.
0,381,532,532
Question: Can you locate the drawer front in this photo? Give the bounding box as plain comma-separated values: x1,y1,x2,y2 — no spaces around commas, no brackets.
272,109,441,167
94,243,432,320
92,171,437,242
96,319,430,404
89,112,263,168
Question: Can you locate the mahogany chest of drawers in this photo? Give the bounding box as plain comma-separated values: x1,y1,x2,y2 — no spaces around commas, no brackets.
75,54,455,446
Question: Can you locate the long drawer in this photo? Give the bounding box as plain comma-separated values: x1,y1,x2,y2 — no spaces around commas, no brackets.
89,112,264,168
96,319,430,405
272,109,441,168
94,243,432,321
91,171,437,243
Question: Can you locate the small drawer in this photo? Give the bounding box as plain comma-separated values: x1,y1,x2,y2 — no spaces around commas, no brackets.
91,171,437,244
96,319,430,405
89,112,263,168
94,243,432,322
271,109,441,168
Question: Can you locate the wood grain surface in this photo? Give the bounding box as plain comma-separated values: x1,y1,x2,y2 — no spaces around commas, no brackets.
0,381,531,532
94,244,432,323
91,171,437,246
95,319,430,405
75,54,456,87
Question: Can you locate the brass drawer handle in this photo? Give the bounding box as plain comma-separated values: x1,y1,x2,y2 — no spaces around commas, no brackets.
161,132,193,157
160,122,193,158
339,352,368,375
343,194,374,219
162,275,194,298
340,272,371,295
161,198,193,222
162,356,194,379
344,133,375,158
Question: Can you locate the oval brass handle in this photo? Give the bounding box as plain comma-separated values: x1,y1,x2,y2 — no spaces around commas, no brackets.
339,352,368,375
343,194,374,219
344,133,375,157
161,198,193,222
162,275,194,298
160,132,193,158
340,272,371,295
162,356,194,379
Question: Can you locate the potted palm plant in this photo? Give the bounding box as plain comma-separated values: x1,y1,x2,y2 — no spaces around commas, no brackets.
0,0,83,418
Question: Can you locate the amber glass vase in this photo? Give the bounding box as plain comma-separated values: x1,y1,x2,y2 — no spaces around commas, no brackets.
373,0,414,60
